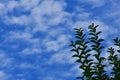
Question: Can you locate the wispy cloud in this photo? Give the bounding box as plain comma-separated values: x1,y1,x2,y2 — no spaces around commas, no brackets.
47,49,74,64
0,71,10,80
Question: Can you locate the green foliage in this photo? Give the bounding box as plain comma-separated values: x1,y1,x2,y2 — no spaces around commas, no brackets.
107,38,120,80
70,23,120,80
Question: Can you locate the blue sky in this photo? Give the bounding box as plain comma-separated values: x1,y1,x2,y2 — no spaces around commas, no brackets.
0,0,120,80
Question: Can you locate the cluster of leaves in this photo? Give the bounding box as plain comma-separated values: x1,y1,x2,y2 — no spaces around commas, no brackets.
70,23,120,80
107,37,120,80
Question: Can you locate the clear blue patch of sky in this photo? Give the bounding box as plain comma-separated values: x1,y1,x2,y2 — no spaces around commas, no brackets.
64,0,80,12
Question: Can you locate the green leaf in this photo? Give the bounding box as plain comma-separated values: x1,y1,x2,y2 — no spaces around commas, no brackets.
96,31,102,35
90,33,96,36
113,37,119,43
88,62,94,66
84,49,91,54
80,65,85,70
91,23,94,27
100,57,106,63
91,39,97,43
98,39,104,42
90,37,96,40
70,41,76,48
107,47,115,54
83,45,87,50
81,34,86,39
74,28,80,31
98,46,104,50
94,25,99,28
75,59,81,63
72,54,79,57
70,49,78,54
75,35,81,39
85,54,91,59
117,50,120,53
93,54,99,60
92,47,98,51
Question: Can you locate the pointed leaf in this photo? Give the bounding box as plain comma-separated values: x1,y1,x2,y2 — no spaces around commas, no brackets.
72,54,79,57
96,31,102,35
98,39,104,42
75,59,81,63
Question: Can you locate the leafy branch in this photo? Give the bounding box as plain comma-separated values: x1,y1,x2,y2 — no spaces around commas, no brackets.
70,28,94,80
70,23,120,80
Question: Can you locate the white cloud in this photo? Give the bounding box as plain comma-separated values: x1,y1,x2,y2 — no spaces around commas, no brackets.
75,12,91,20
21,47,41,55
48,27,65,37
30,0,69,32
0,0,39,13
0,52,14,79
0,2,6,16
6,1,19,12
4,30,41,46
3,15,30,25
19,62,36,69
2,13,70,55
0,51,13,68
107,11,120,18
4,30,42,55
6,31,32,41
20,0,40,11
0,71,5,77
0,71,10,80
105,1,120,25
44,34,71,52
0,0,72,55
1,0,70,33
70,64,83,77
45,41,60,51
47,49,75,64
